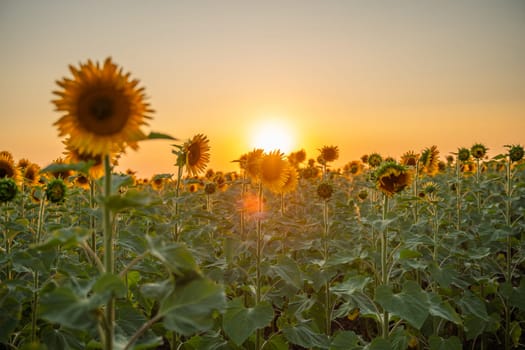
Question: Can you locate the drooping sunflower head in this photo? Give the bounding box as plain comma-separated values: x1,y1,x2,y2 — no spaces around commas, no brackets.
367,153,383,168
0,178,18,203
400,151,419,167
204,182,217,195
419,145,440,176
374,162,413,196
419,181,442,203
52,57,153,157
239,149,264,181
22,163,41,185
280,165,298,194
17,158,31,171
260,151,290,193
49,157,73,181
182,134,210,177
318,145,339,163
317,182,334,200
45,178,67,203
288,149,307,167
0,153,19,180
470,143,488,160
507,144,524,163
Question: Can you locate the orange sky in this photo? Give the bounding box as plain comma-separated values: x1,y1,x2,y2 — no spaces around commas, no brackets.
1,1,524,178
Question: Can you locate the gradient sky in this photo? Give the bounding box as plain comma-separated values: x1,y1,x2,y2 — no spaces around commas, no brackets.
1,0,524,177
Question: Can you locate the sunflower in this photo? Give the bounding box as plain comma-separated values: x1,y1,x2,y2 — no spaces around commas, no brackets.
367,153,383,168
288,149,307,167
317,182,333,200
150,175,165,192
183,134,210,177
470,143,488,160
0,151,14,163
22,163,41,185
400,151,419,167
318,145,339,163
204,182,217,195
280,165,298,194
259,151,289,193
239,149,264,181
17,158,31,170
52,57,153,157
419,145,440,176
63,139,105,178
46,178,67,203
457,147,470,162
0,178,18,203
49,157,73,180
374,162,413,196
344,160,363,176
0,154,19,180
74,174,91,190
507,144,524,163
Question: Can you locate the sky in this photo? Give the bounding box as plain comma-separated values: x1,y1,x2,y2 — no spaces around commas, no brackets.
1,0,524,178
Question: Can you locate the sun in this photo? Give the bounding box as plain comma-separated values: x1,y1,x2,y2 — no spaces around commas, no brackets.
250,118,295,154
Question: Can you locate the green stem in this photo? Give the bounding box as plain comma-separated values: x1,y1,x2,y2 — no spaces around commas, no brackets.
102,155,114,350
255,182,263,350
381,195,389,338
504,157,512,350
173,165,183,241
31,198,46,342
456,157,462,231
90,180,96,254
323,198,331,335
3,203,12,280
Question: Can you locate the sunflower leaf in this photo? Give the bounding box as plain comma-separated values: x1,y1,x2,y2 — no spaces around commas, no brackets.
41,160,95,176
147,131,178,141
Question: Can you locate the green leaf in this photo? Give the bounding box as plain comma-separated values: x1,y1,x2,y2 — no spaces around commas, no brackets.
458,291,489,321
375,281,429,330
332,275,372,295
183,331,228,350
146,131,177,140
367,337,392,350
93,273,127,299
105,189,158,212
428,336,462,350
427,292,462,325
282,323,330,349
222,298,274,346
0,284,22,343
398,249,422,259
501,280,525,310
159,278,225,336
271,256,303,290
329,330,361,350
140,279,173,300
41,161,95,176
147,236,198,276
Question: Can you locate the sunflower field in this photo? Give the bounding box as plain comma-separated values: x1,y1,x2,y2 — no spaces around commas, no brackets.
1,59,525,350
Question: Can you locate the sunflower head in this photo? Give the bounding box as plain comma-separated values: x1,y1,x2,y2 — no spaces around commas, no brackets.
318,145,339,163
374,162,413,196
0,178,18,203
300,165,320,180
317,182,334,200
367,153,383,168
446,155,454,166
204,182,217,195
0,151,14,163
260,151,289,193
280,165,298,194
52,57,153,157
150,176,165,192
400,151,419,167
457,147,470,162
17,158,31,171
46,178,67,203
23,163,41,185
63,138,106,178
419,181,442,203
345,160,363,176
183,134,210,177
470,143,488,160
0,154,19,180
49,157,73,181
507,144,524,163
239,149,264,181
288,149,307,167
357,189,368,201
419,145,440,176
74,174,91,190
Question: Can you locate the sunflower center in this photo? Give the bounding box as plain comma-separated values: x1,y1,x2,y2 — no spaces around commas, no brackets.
77,89,130,135
0,168,7,178
187,143,202,166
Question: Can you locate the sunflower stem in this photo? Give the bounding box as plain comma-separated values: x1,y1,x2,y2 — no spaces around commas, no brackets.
323,198,331,335
90,179,97,255
102,154,114,350
31,197,46,343
173,164,183,242
381,194,389,339
255,181,263,350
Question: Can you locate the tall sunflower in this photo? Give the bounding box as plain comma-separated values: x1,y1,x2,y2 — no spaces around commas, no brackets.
239,149,264,181
374,162,413,196
400,151,419,167
368,153,383,168
22,163,41,185
470,143,488,160
183,134,210,177
280,165,298,194
259,151,289,193
52,57,153,157
318,145,339,163
420,145,440,176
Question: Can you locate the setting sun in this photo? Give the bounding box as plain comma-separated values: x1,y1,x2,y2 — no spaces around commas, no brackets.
249,118,295,154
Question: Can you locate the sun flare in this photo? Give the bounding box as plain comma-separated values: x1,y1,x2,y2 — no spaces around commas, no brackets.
250,119,295,154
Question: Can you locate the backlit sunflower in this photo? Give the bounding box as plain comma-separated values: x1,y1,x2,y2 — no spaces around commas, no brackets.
260,151,289,193
49,157,73,181
400,151,419,167
470,143,487,160
52,57,153,157
22,163,41,185
367,153,383,168
344,160,363,176
0,154,18,180
239,149,264,181
318,145,339,163
74,174,90,190
457,147,470,162
508,144,524,163
288,149,307,167
63,139,105,178
374,162,413,196
17,158,31,170
0,151,14,163
419,145,440,176
183,134,210,177
280,165,298,194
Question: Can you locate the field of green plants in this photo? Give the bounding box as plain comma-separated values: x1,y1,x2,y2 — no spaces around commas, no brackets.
1,143,524,350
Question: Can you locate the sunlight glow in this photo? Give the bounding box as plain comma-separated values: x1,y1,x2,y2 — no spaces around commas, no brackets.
250,118,295,154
